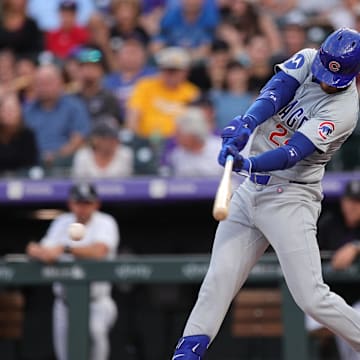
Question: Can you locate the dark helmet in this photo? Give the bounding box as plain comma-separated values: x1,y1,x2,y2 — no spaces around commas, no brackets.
311,28,360,88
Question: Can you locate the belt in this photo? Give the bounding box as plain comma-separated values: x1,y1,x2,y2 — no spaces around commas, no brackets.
249,173,309,186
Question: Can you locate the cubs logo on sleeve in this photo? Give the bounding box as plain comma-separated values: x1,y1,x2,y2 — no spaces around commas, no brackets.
284,54,305,69
318,121,335,140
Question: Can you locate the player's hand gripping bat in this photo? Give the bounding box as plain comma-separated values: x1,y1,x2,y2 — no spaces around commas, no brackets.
212,155,234,221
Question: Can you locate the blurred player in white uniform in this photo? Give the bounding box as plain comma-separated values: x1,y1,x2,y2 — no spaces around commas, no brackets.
172,28,360,359
27,182,119,360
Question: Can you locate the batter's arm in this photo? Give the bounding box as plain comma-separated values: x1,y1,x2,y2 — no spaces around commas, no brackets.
243,71,300,128
227,132,317,173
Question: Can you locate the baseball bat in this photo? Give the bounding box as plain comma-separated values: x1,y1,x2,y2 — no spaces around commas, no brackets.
212,155,234,221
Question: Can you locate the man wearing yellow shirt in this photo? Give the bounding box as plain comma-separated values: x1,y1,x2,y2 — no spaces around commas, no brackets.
126,47,199,139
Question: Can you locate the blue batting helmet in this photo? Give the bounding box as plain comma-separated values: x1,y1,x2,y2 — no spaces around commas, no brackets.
311,28,360,88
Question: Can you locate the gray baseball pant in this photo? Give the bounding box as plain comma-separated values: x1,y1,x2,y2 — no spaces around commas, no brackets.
183,179,360,352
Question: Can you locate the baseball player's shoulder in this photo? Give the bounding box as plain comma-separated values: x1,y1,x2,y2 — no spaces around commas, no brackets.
92,211,118,228
275,48,316,82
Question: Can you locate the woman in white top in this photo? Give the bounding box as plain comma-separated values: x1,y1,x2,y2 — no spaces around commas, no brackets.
72,122,134,178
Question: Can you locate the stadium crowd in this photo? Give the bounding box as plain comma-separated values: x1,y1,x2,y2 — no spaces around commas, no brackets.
1,0,360,179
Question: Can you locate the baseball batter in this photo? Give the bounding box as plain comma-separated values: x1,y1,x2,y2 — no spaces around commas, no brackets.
172,28,360,359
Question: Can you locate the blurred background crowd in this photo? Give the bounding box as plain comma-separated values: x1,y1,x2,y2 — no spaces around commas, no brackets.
2,0,360,180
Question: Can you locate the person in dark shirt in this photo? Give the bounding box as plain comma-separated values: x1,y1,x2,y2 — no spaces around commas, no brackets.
0,0,43,57
308,179,360,360
109,0,149,48
188,39,231,92
76,47,122,126
0,93,38,173
318,180,360,266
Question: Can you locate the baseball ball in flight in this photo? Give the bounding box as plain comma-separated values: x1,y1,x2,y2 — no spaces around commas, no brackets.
68,222,85,241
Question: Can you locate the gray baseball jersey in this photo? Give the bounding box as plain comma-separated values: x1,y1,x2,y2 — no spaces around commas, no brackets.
250,48,359,183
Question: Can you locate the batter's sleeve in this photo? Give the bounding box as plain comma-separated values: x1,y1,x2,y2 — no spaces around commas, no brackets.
297,104,358,153
275,48,317,85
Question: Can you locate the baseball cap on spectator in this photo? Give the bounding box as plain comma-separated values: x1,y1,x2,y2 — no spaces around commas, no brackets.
91,122,119,139
76,47,106,69
176,107,210,141
155,47,191,70
343,180,360,201
69,182,99,202
281,10,308,29
59,0,78,11
226,59,246,71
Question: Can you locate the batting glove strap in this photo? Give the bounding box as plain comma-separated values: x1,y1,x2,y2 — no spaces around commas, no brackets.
173,335,210,360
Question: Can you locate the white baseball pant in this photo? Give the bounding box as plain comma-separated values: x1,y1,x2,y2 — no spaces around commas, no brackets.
53,296,117,360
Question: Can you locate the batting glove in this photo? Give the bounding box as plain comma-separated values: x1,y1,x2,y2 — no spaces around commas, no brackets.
220,115,255,152
218,144,252,174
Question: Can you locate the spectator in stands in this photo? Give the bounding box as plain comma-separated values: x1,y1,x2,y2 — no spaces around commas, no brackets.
26,181,119,360
324,0,359,30
61,53,82,93
270,12,309,66
14,56,37,105
189,39,231,92
0,93,38,174
24,64,90,169
306,179,360,360
150,0,219,62
126,46,199,140
0,49,16,97
103,37,156,121
76,47,122,125
109,0,150,48
162,107,222,177
220,0,282,57
72,121,133,178
0,0,43,57
190,93,218,134
257,0,298,26
27,0,96,31
210,60,253,130
45,0,90,60
244,34,274,93
138,0,165,37
215,17,246,61
87,13,115,71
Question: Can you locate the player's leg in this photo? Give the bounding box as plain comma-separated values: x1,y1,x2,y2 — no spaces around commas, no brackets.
173,186,269,359
257,184,360,352
53,298,68,360
335,301,360,360
89,297,117,360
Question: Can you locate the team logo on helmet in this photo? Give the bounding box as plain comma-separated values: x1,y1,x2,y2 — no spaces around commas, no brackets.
328,61,341,72
318,121,335,140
